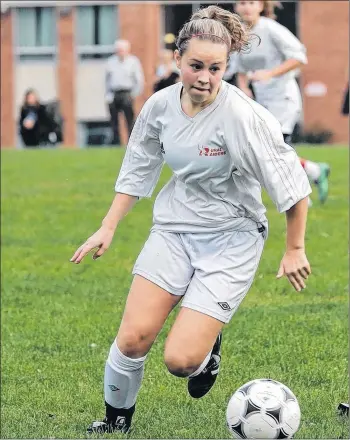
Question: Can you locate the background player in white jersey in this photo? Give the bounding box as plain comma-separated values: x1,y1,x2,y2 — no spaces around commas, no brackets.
71,5,312,435
235,0,330,204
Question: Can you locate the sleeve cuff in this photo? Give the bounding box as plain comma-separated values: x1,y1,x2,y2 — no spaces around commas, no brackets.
115,184,149,199
277,188,312,213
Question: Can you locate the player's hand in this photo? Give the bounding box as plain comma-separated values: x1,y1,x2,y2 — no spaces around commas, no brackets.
276,248,311,292
70,226,115,264
249,69,273,82
105,93,114,104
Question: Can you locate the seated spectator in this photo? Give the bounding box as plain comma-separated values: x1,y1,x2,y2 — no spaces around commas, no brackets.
44,100,64,143
19,89,62,147
153,49,180,93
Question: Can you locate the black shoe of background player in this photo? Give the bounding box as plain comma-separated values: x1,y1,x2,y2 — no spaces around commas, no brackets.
188,332,222,399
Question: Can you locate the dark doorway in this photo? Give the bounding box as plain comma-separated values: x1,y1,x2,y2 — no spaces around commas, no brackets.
201,2,298,36
163,4,193,39
274,1,298,36
163,2,298,42
163,1,298,48
197,2,235,13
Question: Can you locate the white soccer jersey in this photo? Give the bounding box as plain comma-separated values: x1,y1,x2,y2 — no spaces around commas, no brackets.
237,17,307,116
115,81,311,235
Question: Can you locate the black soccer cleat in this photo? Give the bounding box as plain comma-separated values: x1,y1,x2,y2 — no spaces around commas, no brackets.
87,404,135,435
188,332,222,399
338,402,349,416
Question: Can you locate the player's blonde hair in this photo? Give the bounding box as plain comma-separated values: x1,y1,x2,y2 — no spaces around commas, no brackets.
176,5,251,56
261,1,282,20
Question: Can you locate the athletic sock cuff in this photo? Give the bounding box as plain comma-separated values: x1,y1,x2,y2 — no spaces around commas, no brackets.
107,340,147,371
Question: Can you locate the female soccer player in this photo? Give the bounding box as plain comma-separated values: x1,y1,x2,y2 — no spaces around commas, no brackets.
71,5,312,434
235,0,330,204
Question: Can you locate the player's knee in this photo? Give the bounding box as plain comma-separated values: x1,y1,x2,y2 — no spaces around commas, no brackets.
164,350,199,377
116,330,150,359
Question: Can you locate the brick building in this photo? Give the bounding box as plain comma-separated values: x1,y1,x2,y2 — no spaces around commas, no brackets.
1,0,348,148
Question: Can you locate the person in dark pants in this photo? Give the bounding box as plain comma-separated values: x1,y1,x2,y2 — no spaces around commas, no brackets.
105,40,144,146
19,89,60,147
341,83,349,115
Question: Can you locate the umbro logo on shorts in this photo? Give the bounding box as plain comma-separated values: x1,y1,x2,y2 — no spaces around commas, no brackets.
108,385,120,391
218,302,231,311
198,146,227,157
160,143,165,154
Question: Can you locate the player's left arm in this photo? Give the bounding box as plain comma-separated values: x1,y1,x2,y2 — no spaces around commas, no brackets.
268,58,303,78
232,114,312,291
250,22,308,82
277,197,311,292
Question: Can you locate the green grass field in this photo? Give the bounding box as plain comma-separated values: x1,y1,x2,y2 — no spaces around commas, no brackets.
1,146,349,439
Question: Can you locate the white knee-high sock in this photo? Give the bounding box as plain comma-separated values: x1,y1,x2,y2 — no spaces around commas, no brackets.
304,160,321,182
188,350,212,378
104,342,146,410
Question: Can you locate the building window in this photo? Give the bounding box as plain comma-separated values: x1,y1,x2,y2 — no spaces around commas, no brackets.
15,7,56,61
76,5,118,60
78,121,112,147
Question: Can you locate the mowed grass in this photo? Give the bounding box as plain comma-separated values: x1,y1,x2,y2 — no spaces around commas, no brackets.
1,146,348,439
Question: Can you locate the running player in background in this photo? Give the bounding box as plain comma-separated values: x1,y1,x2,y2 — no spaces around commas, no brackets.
71,5,311,435
235,0,330,204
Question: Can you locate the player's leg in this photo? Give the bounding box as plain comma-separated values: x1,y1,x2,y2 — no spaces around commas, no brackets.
88,276,182,434
121,92,135,141
164,308,224,397
88,230,193,434
299,157,330,204
282,133,330,205
164,228,265,398
109,93,121,145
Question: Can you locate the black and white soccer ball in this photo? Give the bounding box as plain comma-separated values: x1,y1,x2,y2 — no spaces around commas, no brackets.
226,379,300,439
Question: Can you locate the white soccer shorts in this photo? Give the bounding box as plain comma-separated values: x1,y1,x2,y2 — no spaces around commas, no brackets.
132,229,265,323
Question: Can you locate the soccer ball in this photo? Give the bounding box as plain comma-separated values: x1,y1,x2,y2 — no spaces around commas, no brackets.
226,379,300,439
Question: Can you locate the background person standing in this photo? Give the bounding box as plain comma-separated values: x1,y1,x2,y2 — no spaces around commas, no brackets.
235,0,330,204
105,40,144,146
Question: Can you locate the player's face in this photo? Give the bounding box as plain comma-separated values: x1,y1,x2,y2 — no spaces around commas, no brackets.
235,1,264,23
175,39,227,105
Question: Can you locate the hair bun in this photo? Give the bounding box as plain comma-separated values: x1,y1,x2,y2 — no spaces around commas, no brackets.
191,5,250,53
176,5,253,55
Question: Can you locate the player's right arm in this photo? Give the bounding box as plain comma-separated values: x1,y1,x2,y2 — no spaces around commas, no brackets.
70,193,138,264
237,73,253,98
70,93,164,264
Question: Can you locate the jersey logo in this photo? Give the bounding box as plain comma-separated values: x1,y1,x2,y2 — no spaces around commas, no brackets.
198,145,227,157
